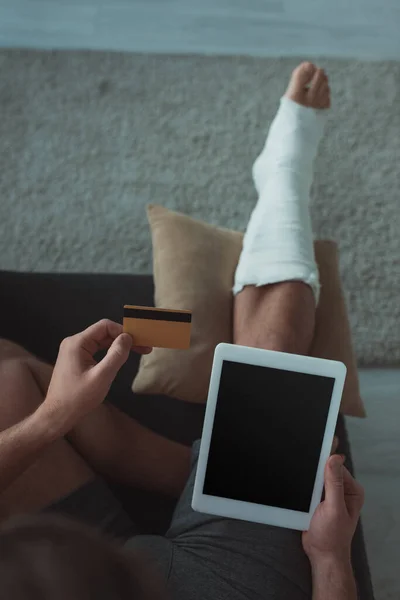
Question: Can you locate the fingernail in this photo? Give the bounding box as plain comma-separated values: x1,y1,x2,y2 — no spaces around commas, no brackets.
120,333,133,346
132,345,152,354
339,454,346,463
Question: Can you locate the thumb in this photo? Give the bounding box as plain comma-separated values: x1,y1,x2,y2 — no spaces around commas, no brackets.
96,333,132,379
324,455,345,509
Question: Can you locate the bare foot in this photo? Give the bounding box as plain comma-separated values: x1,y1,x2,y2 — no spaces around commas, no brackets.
285,62,331,110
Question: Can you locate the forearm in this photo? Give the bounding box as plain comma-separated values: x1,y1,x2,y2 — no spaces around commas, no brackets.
0,407,61,494
311,556,357,600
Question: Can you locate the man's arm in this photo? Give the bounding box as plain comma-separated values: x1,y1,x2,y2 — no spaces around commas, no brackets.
0,319,151,496
303,455,364,600
310,555,357,600
0,409,60,494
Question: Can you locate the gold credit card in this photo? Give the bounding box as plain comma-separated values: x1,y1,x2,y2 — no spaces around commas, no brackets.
123,305,192,349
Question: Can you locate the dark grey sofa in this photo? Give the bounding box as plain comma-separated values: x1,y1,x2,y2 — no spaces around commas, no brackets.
0,270,374,599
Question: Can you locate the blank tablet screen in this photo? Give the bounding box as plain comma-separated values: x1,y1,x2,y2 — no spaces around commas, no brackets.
203,360,335,513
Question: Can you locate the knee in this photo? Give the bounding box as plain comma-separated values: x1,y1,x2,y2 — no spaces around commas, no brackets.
0,357,42,430
0,340,41,388
0,343,52,423
0,340,39,405
0,340,29,385
0,339,30,364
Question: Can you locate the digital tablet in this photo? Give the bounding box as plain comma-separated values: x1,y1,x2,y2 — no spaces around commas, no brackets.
192,343,347,531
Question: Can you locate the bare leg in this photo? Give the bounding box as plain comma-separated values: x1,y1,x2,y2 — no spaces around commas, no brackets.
0,340,190,509
67,406,191,498
234,281,315,354
234,282,339,452
0,342,93,520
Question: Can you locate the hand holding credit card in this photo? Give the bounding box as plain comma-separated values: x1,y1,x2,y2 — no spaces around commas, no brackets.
123,305,192,349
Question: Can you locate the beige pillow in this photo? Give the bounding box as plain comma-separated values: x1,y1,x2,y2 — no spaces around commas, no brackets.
133,205,365,418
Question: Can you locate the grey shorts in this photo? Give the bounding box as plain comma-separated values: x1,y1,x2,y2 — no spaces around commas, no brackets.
44,475,137,540
45,441,312,600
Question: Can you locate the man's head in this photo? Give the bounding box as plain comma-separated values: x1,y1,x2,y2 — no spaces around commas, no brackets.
0,514,164,600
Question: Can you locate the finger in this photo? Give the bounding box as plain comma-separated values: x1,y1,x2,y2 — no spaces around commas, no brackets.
94,333,132,379
79,320,123,355
342,467,365,519
331,436,339,455
83,319,123,343
324,454,346,510
132,346,153,355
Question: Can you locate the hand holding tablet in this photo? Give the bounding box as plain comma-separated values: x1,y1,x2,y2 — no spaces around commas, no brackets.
303,453,364,562
192,343,347,532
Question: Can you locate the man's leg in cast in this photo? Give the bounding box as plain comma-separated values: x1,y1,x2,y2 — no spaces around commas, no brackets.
234,62,330,351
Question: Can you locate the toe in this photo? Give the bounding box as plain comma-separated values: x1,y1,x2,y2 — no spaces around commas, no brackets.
292,61,317,87
322,93,331,109
317,89,331,109
317,79,331,108
317,80,329,98
308,68,327,103
285,61,318,105
313,68,326,88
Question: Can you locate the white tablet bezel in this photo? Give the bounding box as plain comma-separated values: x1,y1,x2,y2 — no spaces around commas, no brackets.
192,343,347,531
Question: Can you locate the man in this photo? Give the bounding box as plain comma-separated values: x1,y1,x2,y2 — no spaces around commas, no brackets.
0,62,364,599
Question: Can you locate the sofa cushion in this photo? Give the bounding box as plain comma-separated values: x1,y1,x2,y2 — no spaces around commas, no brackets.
132,205,365,418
